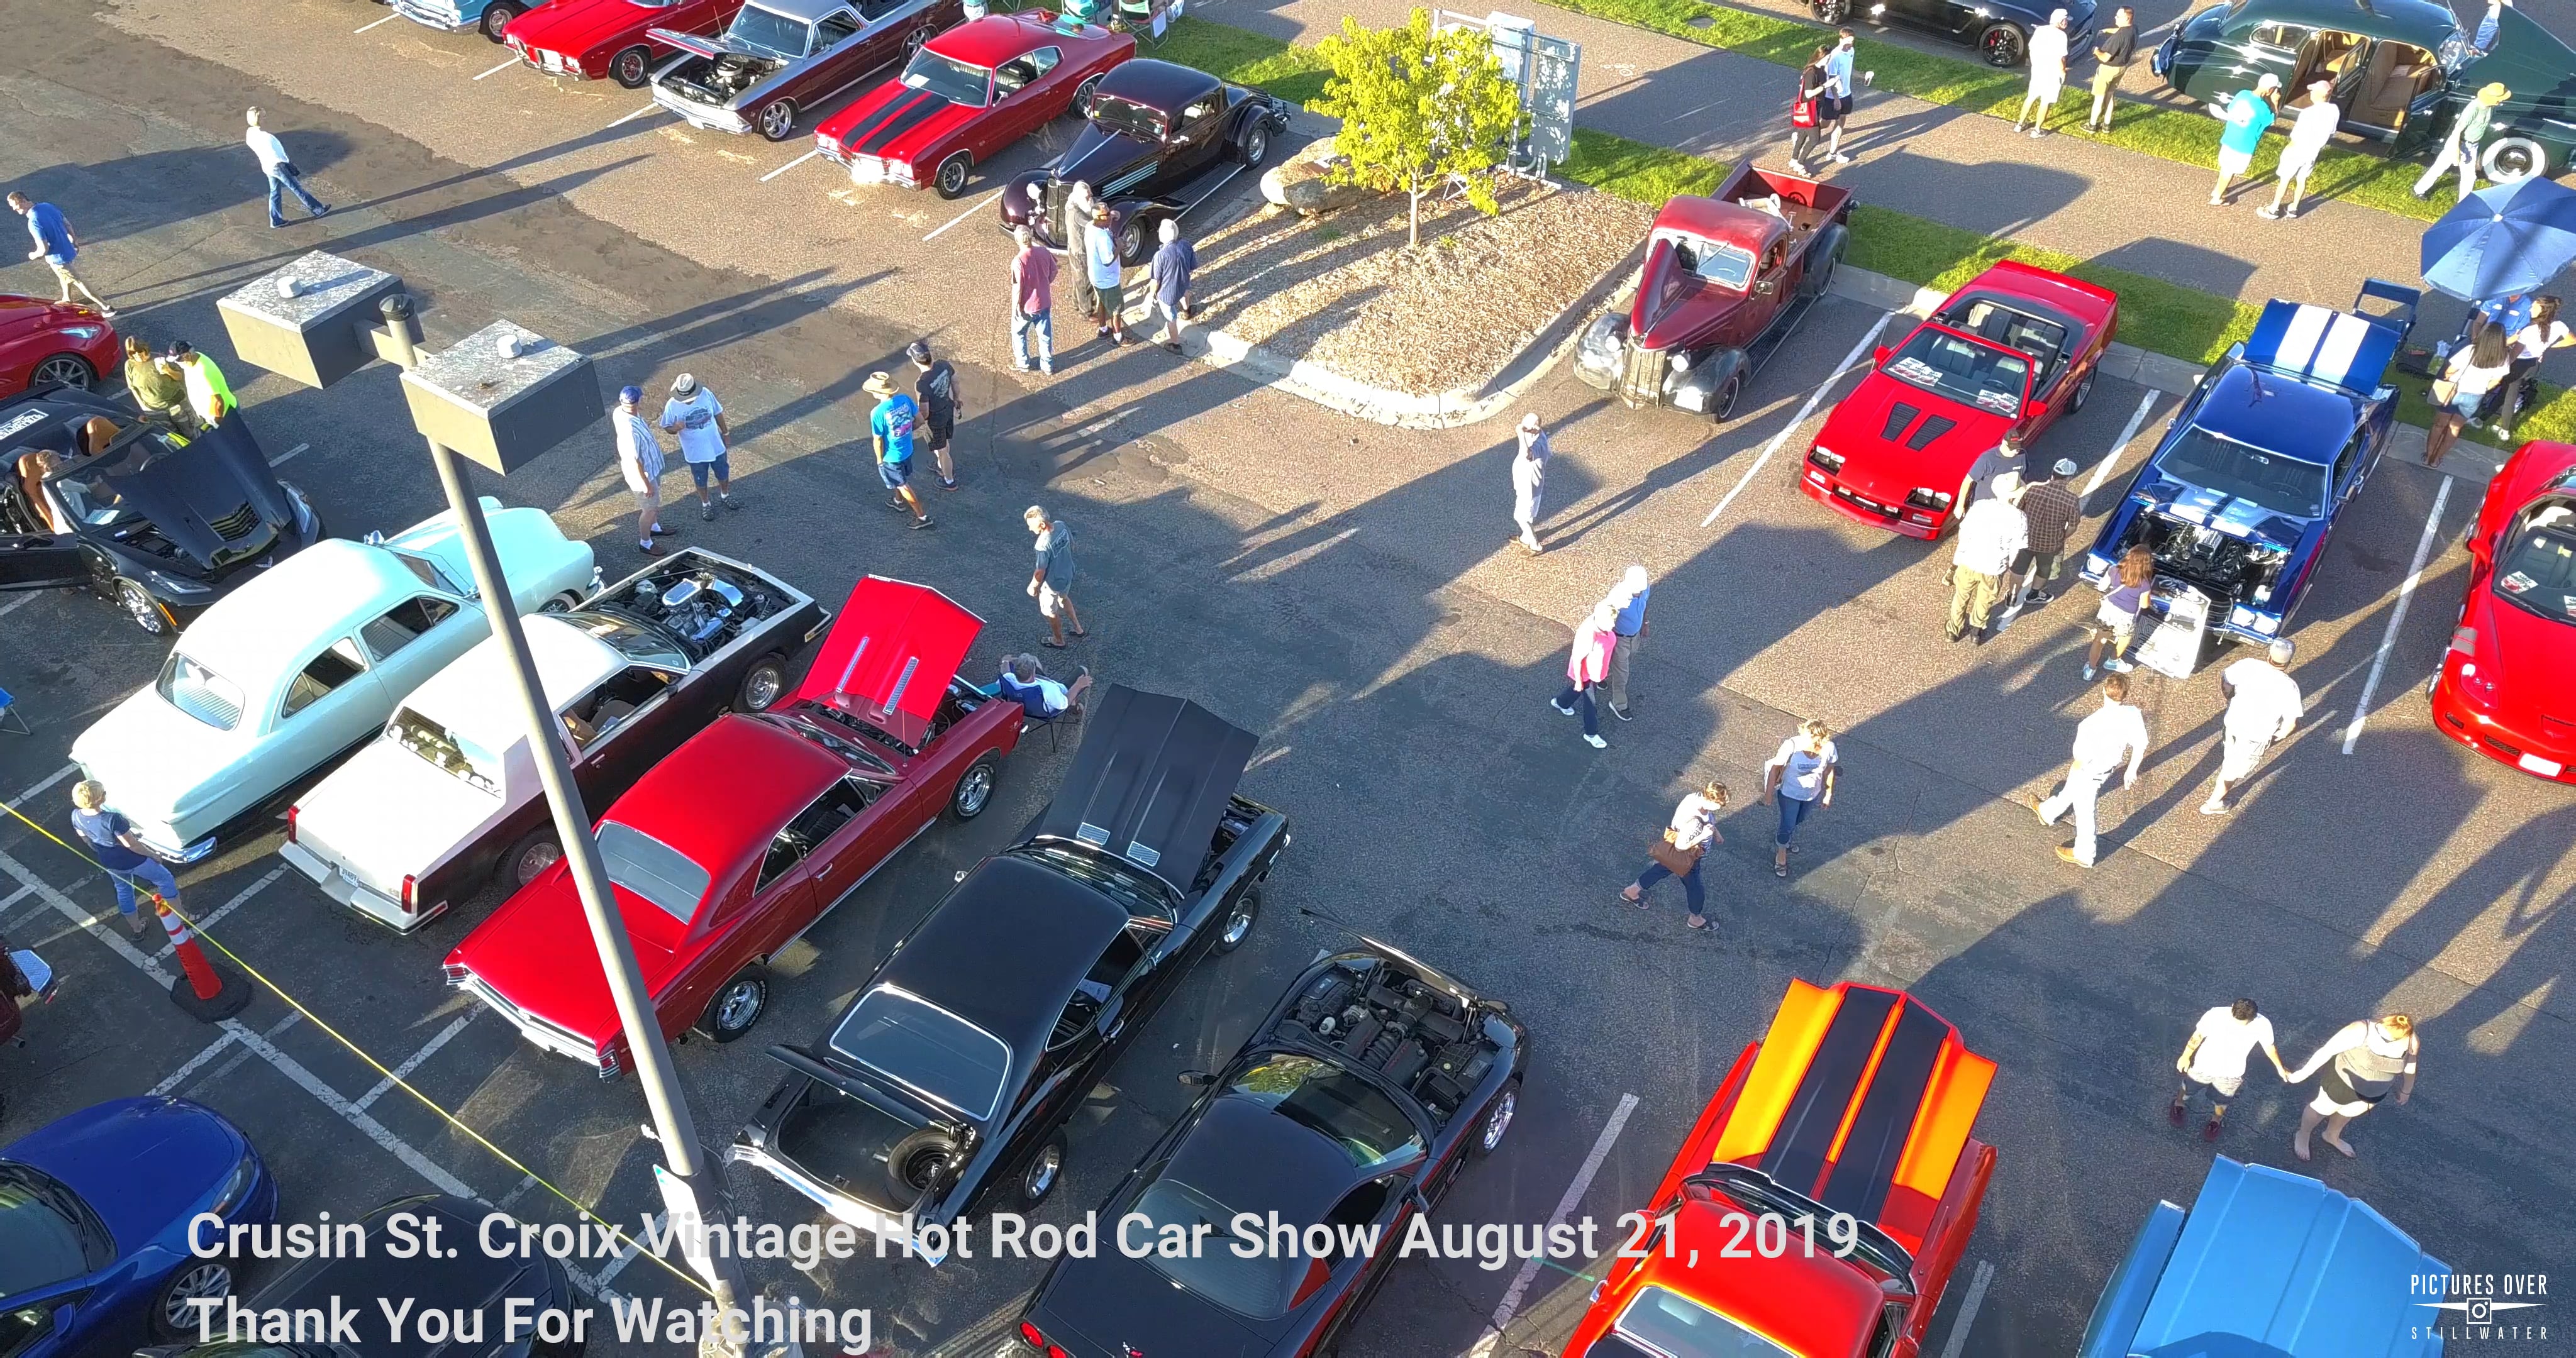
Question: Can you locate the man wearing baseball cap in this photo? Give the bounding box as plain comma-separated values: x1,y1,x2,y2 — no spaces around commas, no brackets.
2415,80,2511,202
659,372,737,520
865,372,932,530
610,385,667,555
2014,456,2084,609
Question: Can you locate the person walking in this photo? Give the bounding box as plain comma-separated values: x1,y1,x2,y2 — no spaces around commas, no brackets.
610,384,668,556
2209,74,2280,205
2171,998,2287,1141
167,341,235,427
2084,8,2134,133
2258,81,2342,219
659,372,738,519
1787,48,1833,175
1148,219,1197,352
1603,565,1650,720
69,780,174,937
1760,719,1838,878
1820,29,1862,164
2014,458,2082,608
2414,82,2509,202
123,337,190,427
9,194,114,317
2485,294,2570,438
245,107,330,228
1025,504,1085,647
1083,206,1127,346
2036,671,2149,868
1550,602,1618,750
1009,225,1058,376
2285,1013,2418,1161
2426,318,2514,466
2013,9,2073,135
1510,413,1550,553
2085,544,2153,678
909,341,960,490
1620,780,1727,930
865,371,933,530
1946,469,2027,643
2201,638,2301,813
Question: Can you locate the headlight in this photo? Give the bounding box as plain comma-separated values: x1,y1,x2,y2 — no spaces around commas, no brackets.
2253,614,2280,634
1579,315,1621,362
1670,350,1692,373
148,571,214,597
1807,446,1844,473
59,324,103,341
1906,488,1953,510
208,1155,258,1218
2229,605,2256,626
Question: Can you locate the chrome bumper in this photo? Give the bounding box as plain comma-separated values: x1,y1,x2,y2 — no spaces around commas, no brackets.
277,839,428,932
454,971,614,1076
390,1,476,31
652,87,748,133
724,1142,949,1264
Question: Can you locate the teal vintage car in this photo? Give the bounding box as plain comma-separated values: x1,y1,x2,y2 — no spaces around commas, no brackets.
2155,0,2576,180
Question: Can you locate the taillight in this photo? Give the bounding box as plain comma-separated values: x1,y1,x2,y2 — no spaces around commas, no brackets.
442,961,469,985
2450,625,2478,658
284,805,298,843
1015,1321,1067,1358
400,875,418,914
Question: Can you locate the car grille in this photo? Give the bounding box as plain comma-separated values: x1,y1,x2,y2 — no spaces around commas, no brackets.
1831,484,1899,522
1619,338,1668,407
206,502,260,541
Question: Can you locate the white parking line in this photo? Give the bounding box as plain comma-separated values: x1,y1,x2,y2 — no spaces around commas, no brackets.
6,763,77,810
759,148,821,182
269,441,310,467
157,866,285,961
1463,1092,1640,1358
2343,477,2453,754
354,11,402,31
473,57,520,80
923,187,1005,243
353,1010,476,1112
0,593,38,623
594,1210,667,1287
1937,1259,1996,1358
1702,312,1894,528
2087,390,2158,497
150,1030,241,1096
0,883,36,920
608,102,664,130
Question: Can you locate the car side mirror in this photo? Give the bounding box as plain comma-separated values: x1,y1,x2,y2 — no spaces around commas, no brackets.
953,869,968,883
1756,279,1779,297
1406,1184,1434,1213
1872,345,1892,366
1177,1069,1214,1086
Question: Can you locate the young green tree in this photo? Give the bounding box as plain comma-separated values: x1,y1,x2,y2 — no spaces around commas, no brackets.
1314,9,1530,247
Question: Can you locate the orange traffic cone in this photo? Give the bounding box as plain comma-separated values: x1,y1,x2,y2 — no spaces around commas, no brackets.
154,897,251,1022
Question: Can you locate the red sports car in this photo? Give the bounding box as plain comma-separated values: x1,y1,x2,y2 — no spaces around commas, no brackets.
814,11,1132,198
1562,979,1997,1358
2431,438,2576,783
503,0,746,87
0,294,118,397
441,576,1023,1076
1802,260,2118,538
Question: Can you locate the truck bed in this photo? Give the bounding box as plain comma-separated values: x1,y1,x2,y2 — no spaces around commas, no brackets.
1714,162,1853,247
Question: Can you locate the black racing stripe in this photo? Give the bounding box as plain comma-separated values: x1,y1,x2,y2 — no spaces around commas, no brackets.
1879,402,1918,443
1818,998,1948,1223
855,89,953,154
1906,414,1957,450
1759,986,1898,1197
834,89,933,152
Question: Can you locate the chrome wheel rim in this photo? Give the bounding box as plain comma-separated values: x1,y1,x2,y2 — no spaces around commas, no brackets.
1245,126,1267,163
1482,1089,1516,1151
716,978,763,1031
762,103,794,137
939,158,968,194
516,839,563,885
743,666,783,710
119,581,165,633
1025,1144,1060,1198
165,1262,231,1328
614,50,647,85
34,356,89,389
956,764,992,815
1221,903,1254,946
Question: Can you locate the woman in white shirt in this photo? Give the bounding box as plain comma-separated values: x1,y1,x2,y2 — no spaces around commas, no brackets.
2284,1012,2419,1161
1760,719,1840,878
1620,780,1727,930
2426,319,2514,467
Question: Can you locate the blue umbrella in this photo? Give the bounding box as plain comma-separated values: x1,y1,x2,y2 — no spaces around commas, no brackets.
2421,175,2576,301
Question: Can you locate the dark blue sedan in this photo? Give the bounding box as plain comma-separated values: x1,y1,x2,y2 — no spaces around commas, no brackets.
1,1097,277,1358
2080,282,2418,654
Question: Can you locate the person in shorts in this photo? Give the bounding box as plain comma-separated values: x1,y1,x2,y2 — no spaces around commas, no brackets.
2012,9,2072,135
2209,74,2280,205
2084,544,2153,680
1083,205,1126,346
865,371,932,529
69,780,172,936
1026,504,1085,646
2171,997,2286,1140
660,373,738,520
2258,81,2341,219
909,340,960,489
10,194,114,317
610,384,668,555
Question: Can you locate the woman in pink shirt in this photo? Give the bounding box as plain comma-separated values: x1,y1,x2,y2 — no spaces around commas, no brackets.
1550,602,1619,748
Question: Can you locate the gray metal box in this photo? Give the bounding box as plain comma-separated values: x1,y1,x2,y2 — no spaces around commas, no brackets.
400,322,599,475
216,252,408,390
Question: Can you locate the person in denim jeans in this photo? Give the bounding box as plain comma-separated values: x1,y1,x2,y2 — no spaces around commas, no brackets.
1550,602,1619,749
1760,719,1838,878
1621,781,1726,930
1010,226,1057,375
69,780,175,936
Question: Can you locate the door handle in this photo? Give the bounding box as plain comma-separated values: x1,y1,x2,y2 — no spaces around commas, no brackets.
816,861,834,877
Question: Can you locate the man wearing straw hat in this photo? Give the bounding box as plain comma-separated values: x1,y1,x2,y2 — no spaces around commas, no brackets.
2415,81,2511,202
865,371,933,531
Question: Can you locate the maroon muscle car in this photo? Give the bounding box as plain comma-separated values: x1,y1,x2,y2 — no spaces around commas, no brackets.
814,12,1133,197
648,0,963,141
504,0,747,87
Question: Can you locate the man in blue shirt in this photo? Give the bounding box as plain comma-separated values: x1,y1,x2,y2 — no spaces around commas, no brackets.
8,193,114,317
863,370,931,530
1604,565,1652,719
2208,74,2279,206
2477,291,2534,338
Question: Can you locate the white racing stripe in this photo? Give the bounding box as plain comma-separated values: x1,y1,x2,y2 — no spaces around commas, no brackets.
473,58,520,80
2343,477,2453,753
759,148,821,183
923,186,1006,242
2087,390,2159,496
1702,311,1894,528
1938,1259,1997,1358
1462,1092,1641,1358
354,11,402,32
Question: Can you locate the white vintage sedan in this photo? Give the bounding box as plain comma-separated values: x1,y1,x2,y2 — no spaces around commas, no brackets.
70,499,596,863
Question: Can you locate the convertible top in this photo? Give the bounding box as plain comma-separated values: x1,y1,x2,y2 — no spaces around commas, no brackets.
1031,685,1257,896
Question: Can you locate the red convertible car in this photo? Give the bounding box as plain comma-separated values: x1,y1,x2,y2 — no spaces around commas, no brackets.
503,0,747,87
1802,260,2118,538
1562,979,1997,1358
2431,438,2576,784
441,576,1022,1076
0,294,118,397
815,12,1132,198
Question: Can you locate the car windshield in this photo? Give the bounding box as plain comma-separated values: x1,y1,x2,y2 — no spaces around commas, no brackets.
596,821,709,923
828,986,1011,1120
386,547,470,598
157,651,246,731
386,707,502,796
563,612,690,670
2155,426,2329,518
1614,1286,1797,1357
1652,231,1755,291
1226,1052,1423,1169
1089,94,1167,140
45,426,190,529
760,704,900,773
2491,500,2576,624
0,1163,107,1293
726,4,809,58
902,49,991,105
1882,328,2031,417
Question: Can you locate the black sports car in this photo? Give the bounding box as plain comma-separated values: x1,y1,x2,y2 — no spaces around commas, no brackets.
998,58,1288,263
1813,0,2090,67
728,685,1287,1260
1018,941,1527,1358
0,394,320,634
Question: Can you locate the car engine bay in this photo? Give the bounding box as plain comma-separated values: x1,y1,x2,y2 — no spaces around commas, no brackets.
665,52,782,104
1277,959,1501,1127
2123,512,2285,606
584,554,791,660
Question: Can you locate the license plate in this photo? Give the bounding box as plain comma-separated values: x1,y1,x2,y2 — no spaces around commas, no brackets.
2519,751,2565,777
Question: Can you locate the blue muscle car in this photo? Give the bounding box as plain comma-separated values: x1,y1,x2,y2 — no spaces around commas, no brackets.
2080,280,2418,649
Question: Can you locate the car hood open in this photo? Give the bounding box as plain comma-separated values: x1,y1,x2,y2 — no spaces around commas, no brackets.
1631,236,1739,353
87,419,294,575
2135,469,2314,551
1029,685,1257,895
791,575,980,748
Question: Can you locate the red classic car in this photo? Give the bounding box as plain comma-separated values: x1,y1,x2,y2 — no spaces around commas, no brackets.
441,576,1022,1076
1563,979,1996,1358
2431,439,2576,783
503,0,746,87
1802,260,2119,538
0,294,118,397
816,12,1133,198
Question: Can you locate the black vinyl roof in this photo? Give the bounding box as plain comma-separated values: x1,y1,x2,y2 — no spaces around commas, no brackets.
1095,58,1223,111
869,853,1131,1073
1031,685,1258,895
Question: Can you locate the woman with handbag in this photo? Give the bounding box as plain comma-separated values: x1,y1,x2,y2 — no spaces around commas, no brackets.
1621,781,1727,930
2426,318,2512,467
1787,48,1833,175
1761,719,1840,878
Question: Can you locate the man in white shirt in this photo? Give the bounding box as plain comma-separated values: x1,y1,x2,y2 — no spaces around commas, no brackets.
1946,470,2028,643
659,373,737,520
2258,82,2341,220
2038,671,2150,866
2171,997,2286,1140
999,654,1091,718
609,385,667,556
2012,10,2072,135
245,108,330,228
2202,638,2301,814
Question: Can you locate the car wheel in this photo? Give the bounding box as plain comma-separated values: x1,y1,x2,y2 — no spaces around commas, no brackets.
1472,1079,1519,1157
735,653,787,711
2070,368,2096,413
1979,22,2025,66
1236,120,1270,167
903,25,932,58
2484,135,2548,183
611,45,653,89
499,827,564,889
1016,1132,1067,1208
884,1125,964,1201
1814,0,1850,19
757,99,799,141
541,590,583,613
153,1261,234,1340
1214,883,1259,953
30,352,94,390
949,754,998,820
1072,72,1103,117
1709,373,1744,422
933,151,973,199
1117,216,1146,265
479,1,519,41
114,577,168,635
697,966,769,1042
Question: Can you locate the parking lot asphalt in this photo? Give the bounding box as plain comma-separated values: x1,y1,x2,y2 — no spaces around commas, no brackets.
2,3,2572,1355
